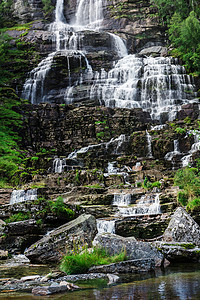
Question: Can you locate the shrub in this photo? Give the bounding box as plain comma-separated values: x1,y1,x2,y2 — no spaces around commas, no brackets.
178,190,188,206
60,246,127,275
5,212,31,223
49,196,75,218
187,198,200,211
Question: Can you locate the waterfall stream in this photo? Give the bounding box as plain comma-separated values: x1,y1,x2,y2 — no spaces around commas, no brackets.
10,189,37,205
21,0,198,120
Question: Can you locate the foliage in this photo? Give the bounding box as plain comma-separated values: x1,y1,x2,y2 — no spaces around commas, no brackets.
150,0,200,75
49,196,75,218
143,177,161,190
60,246,127,275
5,212,31,223
42,0,54,17
174,166,200,210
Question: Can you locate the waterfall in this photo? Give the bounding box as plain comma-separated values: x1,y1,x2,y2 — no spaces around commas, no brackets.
92,55,198,121
22,0,198,120
53,158,67,173
146,130,153,158
181,130,200,167
10,189,37,205
117,193,161,217
165,139,181,161
97,219,115,234
67,134,129,159
113,194,131,206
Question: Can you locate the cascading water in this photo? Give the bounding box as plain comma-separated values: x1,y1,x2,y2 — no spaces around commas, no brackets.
181,130,200,167
97,193,161,233
115,193,161,217
10,189,37,205
165,139,181,161
146,130,153,158
91,55,198,121
68,134,129,159
22,0,198,119
53,158,67,173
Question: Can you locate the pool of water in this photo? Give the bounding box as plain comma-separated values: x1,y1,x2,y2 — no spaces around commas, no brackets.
0,263,200,299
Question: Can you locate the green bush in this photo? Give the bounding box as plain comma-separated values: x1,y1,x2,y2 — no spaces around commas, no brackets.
187,198,200,211
60,246,127,275
178,190,188,206
5,212,31,223
49,196,75,218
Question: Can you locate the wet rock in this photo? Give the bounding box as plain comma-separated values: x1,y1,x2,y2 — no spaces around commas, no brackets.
20,275,41,282
32,281,79,295
107,274,119,285
25,214,97,263
0,250,8,260
139,46,168,57
163,207,200,246
89,258,155,273
93,233,165,267
154,241,200,262
4,219,40,236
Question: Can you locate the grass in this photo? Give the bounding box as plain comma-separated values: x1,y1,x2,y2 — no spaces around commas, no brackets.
60,246,127,275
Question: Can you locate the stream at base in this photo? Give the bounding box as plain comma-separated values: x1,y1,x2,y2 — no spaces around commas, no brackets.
1,263,200,299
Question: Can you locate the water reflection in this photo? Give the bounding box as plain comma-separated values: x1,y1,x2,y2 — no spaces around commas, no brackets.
0,264,200,299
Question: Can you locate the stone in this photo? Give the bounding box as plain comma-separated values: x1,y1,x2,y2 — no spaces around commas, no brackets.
139,46,168,57
4,219,40,236
20,275,41,282
25,214,97,263
163,207,200,245
154,241,200,262
0,250,8,260
93,233,165,267
32,281,79,295
89,258,155,273
107,274,119,285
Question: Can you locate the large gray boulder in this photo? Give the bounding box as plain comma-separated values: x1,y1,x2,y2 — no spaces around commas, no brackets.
93,233,165,267
163,207,200,245
25,214,97,263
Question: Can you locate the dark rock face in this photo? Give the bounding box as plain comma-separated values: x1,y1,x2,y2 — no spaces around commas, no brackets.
88,258,155,273
115,214,170,239
163,207,200,246
93,233,165,267
154,241,200,262
25,214,97,263
20,104,151,155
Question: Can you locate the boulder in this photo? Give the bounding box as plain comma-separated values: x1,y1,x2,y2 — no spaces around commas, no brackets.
0,250,8,260
139,46,168,57
93,233,165,267
89,258,155,273
154,241,200,262
25,214,97,263
163,207,200,245
4,219,40,236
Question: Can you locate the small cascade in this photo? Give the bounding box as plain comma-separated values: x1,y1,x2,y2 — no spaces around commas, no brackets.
165,139,181,161
151,124,167,131
97,219,115,234
146,130,153,158
10,189,37,205
181,130,200,167
113,194,131,207
53,158,67,173
108,32,128,58
117,193,161,217
68,134,129,159
92,55,198,121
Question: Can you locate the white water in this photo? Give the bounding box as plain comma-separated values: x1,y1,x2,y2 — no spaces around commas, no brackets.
22,0,128,104
181,130,200,167
10,189,37,205
165,139,181,161
91,55,198,120
146,130,153,158
116,193,161,217
53,158,67,173
97,219,115,234
68,134,129,159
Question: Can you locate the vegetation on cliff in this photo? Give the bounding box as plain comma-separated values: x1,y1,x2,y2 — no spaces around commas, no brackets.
151,0,200,75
